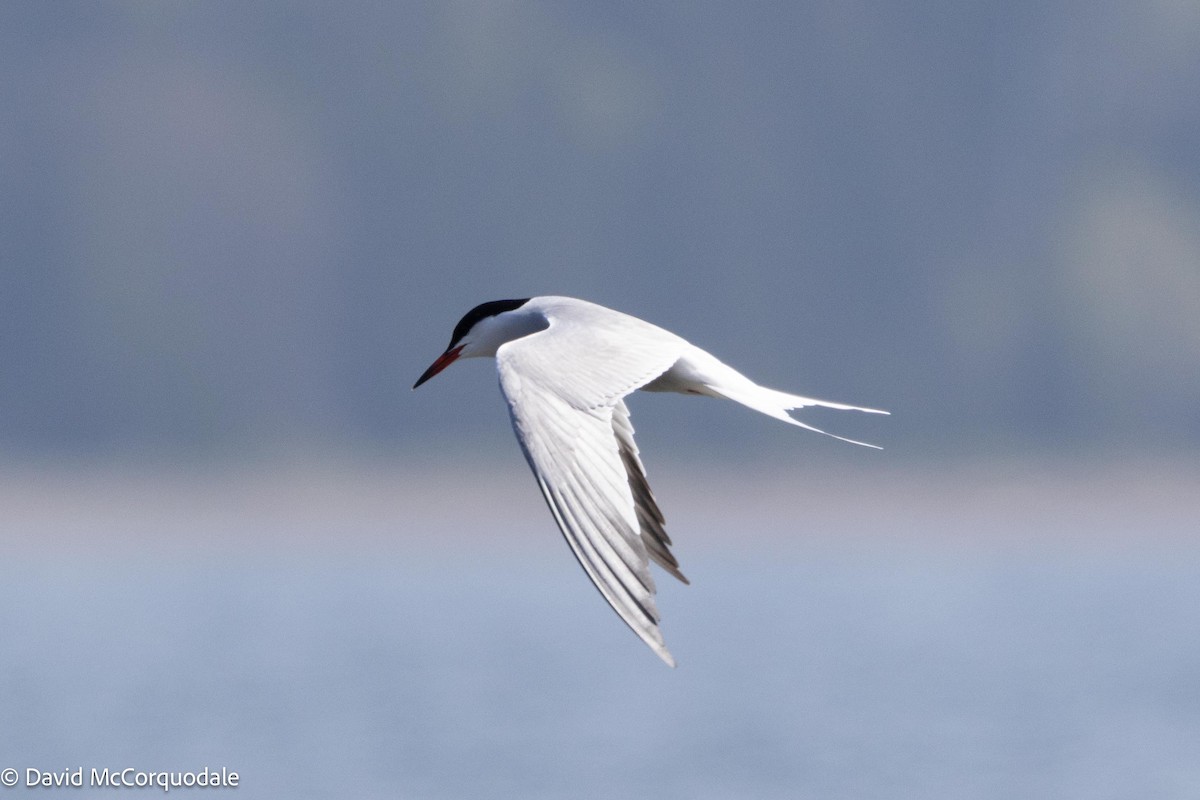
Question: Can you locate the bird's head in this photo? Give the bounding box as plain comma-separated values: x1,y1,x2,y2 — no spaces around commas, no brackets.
413,298,539,388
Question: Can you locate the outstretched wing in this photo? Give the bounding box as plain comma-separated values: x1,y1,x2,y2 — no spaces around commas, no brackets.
496,301,686,665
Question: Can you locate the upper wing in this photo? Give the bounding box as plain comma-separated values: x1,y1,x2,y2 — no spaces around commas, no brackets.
496,304,686,666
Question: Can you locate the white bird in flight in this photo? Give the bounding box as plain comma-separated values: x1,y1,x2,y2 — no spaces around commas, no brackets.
414,296,887,666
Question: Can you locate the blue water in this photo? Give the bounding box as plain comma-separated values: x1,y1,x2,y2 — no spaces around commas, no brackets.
3,499,1199,798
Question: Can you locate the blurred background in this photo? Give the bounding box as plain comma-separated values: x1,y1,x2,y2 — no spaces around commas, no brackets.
2,2,1198,798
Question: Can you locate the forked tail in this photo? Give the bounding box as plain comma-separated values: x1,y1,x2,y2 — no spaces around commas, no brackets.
648,343,889,448
715,383,889,449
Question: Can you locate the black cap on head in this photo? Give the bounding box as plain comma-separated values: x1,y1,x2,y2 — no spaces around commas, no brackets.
447,298,531,348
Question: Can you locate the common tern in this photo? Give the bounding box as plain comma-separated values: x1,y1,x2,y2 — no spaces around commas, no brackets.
414,296,887,666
